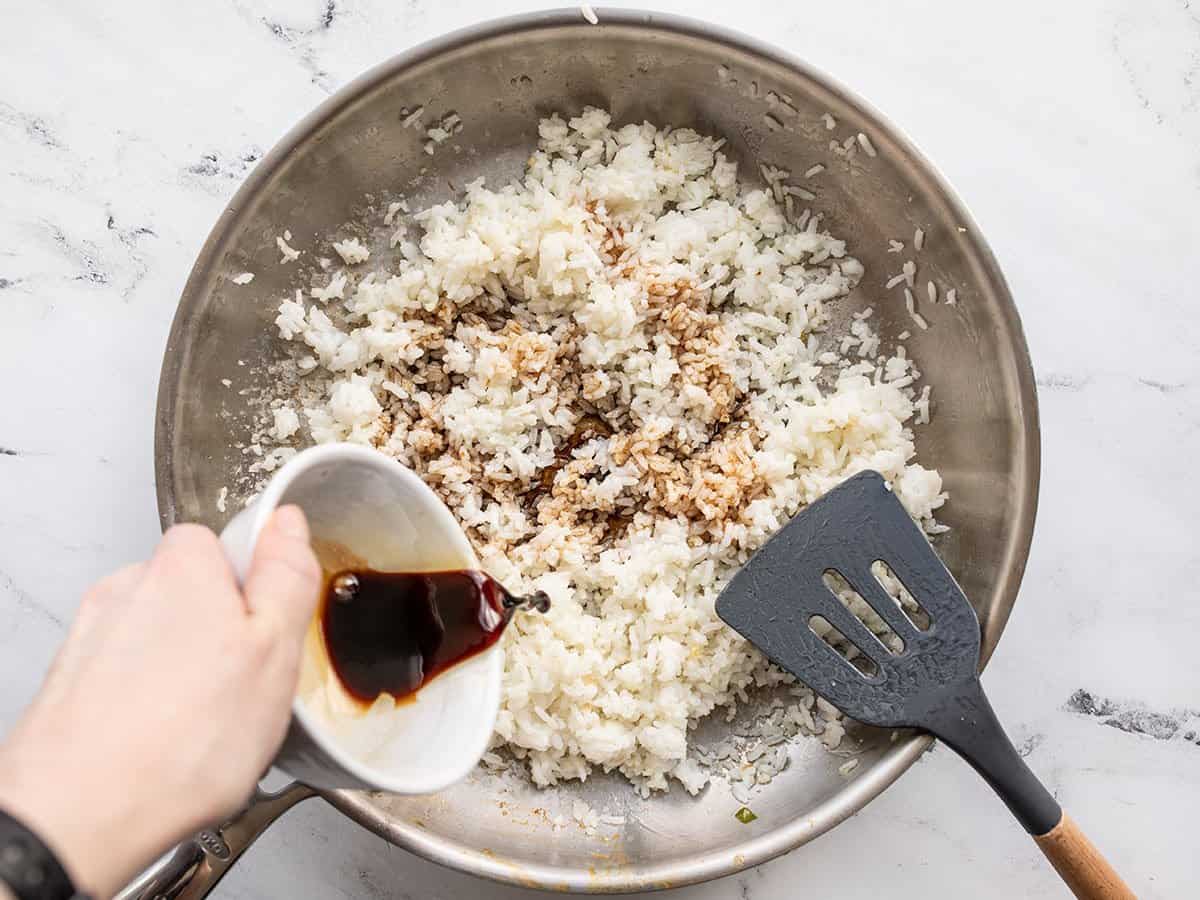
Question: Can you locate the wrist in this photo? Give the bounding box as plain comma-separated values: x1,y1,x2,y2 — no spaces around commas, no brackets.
0,805,83,900
0,732,157,899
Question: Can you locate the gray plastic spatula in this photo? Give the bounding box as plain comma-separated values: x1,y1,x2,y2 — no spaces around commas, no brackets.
715,471,1133,900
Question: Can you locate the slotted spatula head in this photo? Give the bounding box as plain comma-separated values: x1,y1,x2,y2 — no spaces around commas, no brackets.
716,471,1138,898
715,469,980,729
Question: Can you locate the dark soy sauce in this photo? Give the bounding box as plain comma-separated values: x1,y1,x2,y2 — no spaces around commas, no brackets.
320,567,550,705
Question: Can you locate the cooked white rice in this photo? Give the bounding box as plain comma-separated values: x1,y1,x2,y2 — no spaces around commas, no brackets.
276,232,301,264
332,238,370,265
270,108,944,794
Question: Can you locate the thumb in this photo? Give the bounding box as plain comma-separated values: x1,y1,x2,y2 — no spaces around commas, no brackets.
243,505,323,637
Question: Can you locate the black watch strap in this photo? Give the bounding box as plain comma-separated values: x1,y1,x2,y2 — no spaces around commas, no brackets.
0,808,88,900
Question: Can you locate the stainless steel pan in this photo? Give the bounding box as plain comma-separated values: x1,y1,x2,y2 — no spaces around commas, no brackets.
136,9,1039,896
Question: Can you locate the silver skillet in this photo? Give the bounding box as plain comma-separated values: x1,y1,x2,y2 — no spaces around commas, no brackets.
132,9,1039,896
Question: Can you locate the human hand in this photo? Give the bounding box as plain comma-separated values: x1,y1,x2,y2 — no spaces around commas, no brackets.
0,506,321,899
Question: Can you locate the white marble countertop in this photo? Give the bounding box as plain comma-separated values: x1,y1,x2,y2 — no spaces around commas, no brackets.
1,1,1197,897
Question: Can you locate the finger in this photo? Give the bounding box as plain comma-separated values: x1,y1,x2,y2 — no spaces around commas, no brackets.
148,523,241,613
242,506,322,637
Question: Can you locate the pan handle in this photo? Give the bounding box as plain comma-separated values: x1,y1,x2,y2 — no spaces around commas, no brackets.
115,782,315,900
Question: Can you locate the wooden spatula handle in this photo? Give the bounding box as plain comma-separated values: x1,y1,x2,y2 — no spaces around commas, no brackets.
1034,813,1135,899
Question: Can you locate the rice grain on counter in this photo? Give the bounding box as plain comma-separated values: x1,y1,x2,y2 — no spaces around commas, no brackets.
271,108,945,794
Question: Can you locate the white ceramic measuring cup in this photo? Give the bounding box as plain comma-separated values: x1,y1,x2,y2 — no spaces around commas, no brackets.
219,442,501,794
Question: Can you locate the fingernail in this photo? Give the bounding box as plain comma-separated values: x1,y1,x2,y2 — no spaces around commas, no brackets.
273,505,310,540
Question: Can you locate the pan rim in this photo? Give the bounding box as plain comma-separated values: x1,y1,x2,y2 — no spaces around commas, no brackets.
154,6,1040,892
